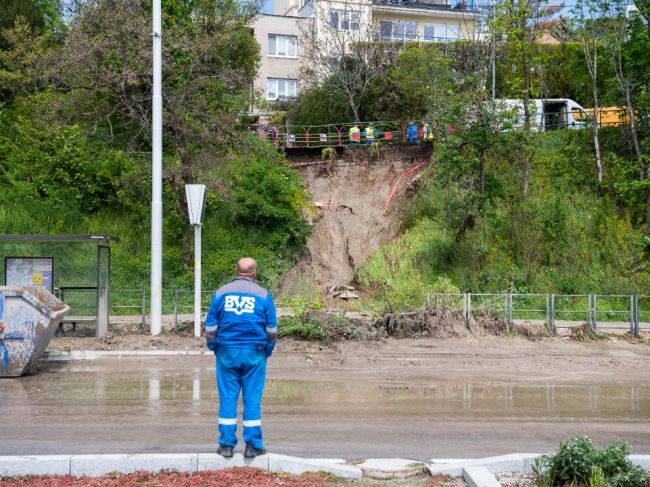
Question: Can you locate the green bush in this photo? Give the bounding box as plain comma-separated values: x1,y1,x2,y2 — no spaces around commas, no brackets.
278,315,326,341
533,437,649,487
230,151,311,247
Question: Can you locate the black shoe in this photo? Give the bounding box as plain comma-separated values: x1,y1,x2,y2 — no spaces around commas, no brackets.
217,445,234,458
244,443,267,458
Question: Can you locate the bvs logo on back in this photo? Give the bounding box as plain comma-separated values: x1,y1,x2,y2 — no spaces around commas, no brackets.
224,295,255,315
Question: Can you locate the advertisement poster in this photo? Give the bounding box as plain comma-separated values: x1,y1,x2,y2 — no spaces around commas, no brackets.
4,258,54,293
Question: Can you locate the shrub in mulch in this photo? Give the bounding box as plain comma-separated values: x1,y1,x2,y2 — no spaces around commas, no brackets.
0,467,336,487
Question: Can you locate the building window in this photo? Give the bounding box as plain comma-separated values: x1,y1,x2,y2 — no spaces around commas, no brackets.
447,24,460,39
267,78,297,100
380,19,417,40
329,9,360,30
268,35,298,57
424,23,460,41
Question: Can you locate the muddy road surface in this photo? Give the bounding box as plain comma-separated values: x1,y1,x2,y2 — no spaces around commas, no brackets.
1,337,650,461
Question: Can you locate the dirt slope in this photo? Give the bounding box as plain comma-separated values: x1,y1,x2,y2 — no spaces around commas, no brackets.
283,145,430,291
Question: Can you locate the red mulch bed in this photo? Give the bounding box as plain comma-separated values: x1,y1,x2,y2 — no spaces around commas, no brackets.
0,467,337,486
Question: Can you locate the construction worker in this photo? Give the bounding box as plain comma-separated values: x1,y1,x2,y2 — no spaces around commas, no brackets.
349,123,361,145
407,121,419,143
423,121,433,142
205,257,277,459
364,124,376,144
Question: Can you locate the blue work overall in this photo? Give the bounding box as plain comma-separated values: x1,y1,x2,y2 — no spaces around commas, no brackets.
205,277,277,450
216,346,266,448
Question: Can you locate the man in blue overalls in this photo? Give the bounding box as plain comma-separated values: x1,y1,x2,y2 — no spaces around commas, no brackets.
204,257,277,458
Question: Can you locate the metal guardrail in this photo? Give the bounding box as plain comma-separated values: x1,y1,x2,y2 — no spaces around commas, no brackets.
54,288,649,338
171,289,214,329
254,109,633,150
372,0,474,10
427,293,648,337
110,288,146,326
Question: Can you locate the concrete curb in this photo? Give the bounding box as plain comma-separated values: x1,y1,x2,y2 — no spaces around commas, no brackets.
429,454,650,484
463,466,501,487
3,453,648,481
428,453,541,477
0,453,362,480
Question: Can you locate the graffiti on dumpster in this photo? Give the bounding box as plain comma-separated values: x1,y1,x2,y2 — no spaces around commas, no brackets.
0,287,69,377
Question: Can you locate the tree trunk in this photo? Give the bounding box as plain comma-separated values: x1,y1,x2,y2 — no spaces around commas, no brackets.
522,153,532,197
646,189,650,235
624,87,642,162
349,92,360,122
162,94,193,220
591,97,603,183
583,34,603,183
521,35,533,196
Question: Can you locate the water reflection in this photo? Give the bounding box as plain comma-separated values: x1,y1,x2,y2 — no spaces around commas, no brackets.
0,362,648,422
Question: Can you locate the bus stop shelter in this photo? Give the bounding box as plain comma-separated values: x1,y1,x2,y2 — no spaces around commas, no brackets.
0,234,112,337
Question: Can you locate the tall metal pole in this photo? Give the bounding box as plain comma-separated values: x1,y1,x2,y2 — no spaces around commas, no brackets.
151,0,163,336
194,224,202,338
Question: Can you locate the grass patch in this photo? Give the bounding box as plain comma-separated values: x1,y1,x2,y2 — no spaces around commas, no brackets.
355,219,460,312
278,315,326,341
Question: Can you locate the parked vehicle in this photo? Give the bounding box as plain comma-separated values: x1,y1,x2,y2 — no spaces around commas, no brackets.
495,98,591,132
584,106,636,127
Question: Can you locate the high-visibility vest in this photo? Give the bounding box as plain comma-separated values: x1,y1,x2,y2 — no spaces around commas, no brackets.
349,126,360,141
423,123,433,140
365,127,375,140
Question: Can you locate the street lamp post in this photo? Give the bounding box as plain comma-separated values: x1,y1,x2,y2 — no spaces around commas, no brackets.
151,0,163,336
185,185,207,338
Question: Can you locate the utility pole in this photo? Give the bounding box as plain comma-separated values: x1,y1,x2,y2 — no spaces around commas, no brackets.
151,0,163,336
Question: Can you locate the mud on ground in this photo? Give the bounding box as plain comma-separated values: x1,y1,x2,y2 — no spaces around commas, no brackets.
50,307,641,353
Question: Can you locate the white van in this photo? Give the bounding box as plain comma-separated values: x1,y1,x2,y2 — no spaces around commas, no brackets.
495,98,591,132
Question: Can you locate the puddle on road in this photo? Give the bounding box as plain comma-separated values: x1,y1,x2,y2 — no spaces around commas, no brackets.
1,360,648,422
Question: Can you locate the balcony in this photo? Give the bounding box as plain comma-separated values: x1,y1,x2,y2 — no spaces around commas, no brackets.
375,33,460,42
372,0,475,12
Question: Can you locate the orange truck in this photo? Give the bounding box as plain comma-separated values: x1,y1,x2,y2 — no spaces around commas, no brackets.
583,107,636,127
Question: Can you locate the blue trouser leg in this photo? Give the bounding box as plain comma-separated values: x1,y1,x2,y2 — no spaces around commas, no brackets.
241,348,267,449
216,348,241,447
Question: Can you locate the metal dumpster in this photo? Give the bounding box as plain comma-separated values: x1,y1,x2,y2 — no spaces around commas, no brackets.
0,286,70,377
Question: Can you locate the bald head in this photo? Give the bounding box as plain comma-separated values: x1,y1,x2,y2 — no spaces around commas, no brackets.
236,257,257,278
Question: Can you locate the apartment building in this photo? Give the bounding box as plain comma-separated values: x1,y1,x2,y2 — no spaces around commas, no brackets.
251,14,312,105
250,0,478,114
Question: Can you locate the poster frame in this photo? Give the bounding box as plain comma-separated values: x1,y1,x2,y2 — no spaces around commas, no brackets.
4,256,55,293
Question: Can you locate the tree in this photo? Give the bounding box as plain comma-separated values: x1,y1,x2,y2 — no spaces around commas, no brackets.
299,2,394,122
495,0,558,195
0,17,52,101
385,46,456,123
615,9,650,234
574,0,606,182
605,0,641,161
51,0,260,217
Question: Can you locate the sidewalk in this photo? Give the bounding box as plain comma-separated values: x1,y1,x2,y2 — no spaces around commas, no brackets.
2,452,649,484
